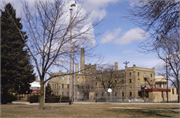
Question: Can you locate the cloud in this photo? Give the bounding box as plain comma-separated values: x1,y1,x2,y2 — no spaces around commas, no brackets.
123,50,133,54
101,28,122,43
114,28,149,45
80,0,120,22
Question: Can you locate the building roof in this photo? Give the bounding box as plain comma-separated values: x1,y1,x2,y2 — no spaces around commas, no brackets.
30,81,40,87
155,75,167,83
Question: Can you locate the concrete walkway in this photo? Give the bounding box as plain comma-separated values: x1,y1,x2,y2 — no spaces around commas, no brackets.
109,107,180,112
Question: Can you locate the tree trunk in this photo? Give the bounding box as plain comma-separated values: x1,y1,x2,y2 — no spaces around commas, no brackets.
39,78,44,109
178,86,180,103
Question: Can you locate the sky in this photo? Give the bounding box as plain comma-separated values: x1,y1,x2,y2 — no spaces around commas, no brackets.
1,0,164,75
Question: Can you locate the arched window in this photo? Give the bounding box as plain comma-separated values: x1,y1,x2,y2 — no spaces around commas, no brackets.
129,72,131,77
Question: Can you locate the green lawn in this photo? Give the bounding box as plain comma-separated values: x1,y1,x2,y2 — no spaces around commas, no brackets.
1,103,180,117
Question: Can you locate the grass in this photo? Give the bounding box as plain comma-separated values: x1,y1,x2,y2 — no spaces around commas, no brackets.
1,103,180,117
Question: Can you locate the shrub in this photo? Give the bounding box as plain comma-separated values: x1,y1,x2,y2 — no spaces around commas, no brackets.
60,96,69,103
27,95,40,103
45,95,60,103
96,98,106,102
1,93,17,104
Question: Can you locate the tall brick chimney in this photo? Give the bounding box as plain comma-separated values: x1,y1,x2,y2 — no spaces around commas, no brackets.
115,62,118,70
81,48,85,74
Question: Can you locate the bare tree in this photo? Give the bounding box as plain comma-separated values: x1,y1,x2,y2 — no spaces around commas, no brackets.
6,0,102,109
77,77,95,100
154,33,180,102
126,0,180,102
87,64,125,94
127,0,179,53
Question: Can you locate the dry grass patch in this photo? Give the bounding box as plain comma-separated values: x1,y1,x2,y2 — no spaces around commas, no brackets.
1,103,180,117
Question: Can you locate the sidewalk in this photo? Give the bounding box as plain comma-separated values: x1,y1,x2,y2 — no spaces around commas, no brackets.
109,107,180,112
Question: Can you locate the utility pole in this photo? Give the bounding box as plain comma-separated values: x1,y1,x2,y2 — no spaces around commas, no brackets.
69,1,76,105
123,61,129,66
123,61,129,101
69,5,72,105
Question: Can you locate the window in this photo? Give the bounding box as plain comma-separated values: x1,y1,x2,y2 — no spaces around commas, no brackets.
122,79,124,84
122,87,124,90
77,85,79,89
62,76,64,81
102,93,104,96
144,73,146,77
115,92,117,96
57,91,58,95
138,78,140,83
150,74,152,78
96,93,97,97
57,84,58,89
130,92,132,97
122,92,124,97
129,79,131,83
129,72,131,77
115,80,117,83
67,84,69,89
52,84,54,89
62,92,64,95
172,89,174,94
96,82,97,86
67,76,69,84
67,92,69,96
77,77,79,82
62,84,64,89
130,86,132,90
55,84,56,89
138,72,140,77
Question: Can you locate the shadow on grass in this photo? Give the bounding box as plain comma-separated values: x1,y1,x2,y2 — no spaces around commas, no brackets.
139,110,171,117
108,109,179,117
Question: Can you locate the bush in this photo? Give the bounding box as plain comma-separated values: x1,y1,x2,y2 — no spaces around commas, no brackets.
96,98,106,102
1,93,17,104
60,96,69,103
27,95,40,103
45,95,60,103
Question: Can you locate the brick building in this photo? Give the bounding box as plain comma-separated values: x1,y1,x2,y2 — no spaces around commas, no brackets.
49,48,178,102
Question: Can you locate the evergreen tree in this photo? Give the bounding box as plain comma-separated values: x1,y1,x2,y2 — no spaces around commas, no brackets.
1,3,35,103
46,83,53,97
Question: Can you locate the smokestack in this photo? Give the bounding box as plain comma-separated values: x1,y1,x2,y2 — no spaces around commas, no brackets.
81,48,85,74
115,62,118,70
75,63,79,73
